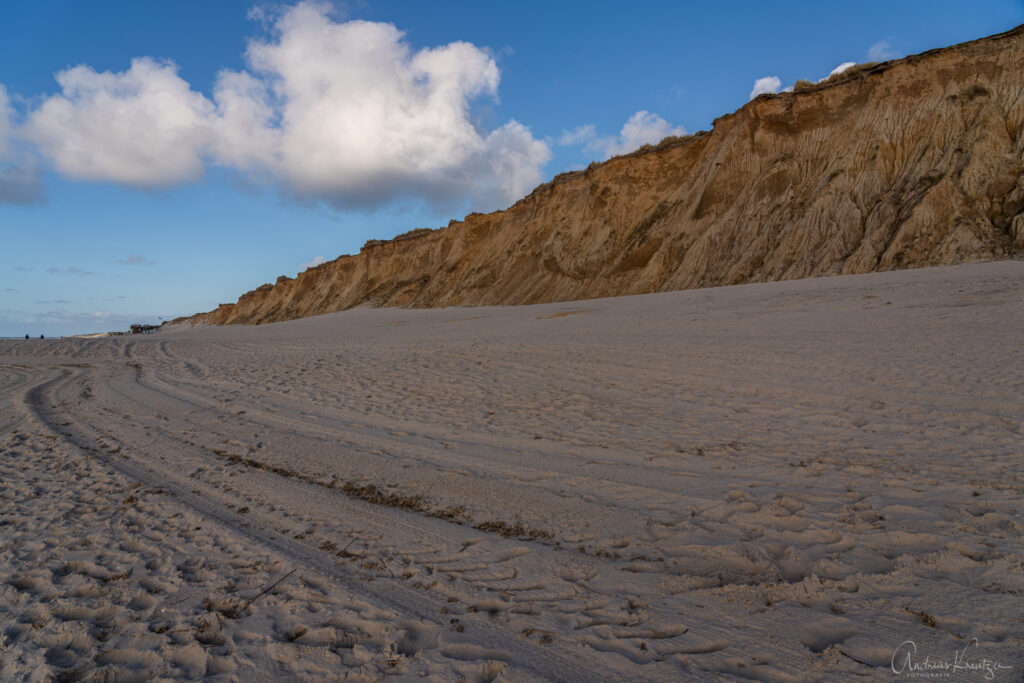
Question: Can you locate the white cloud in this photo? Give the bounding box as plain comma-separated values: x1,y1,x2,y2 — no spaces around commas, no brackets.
822,62,856,81
26,58,214,186
600,110,685,158
867,39,896,62
301,255,327,271
558,124,596,146
209,70,280,174
18,2,550,212
474,121,551,208
749,76,782,100
222,2,549,210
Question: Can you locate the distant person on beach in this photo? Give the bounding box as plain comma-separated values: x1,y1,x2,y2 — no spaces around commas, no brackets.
39,335,44,339
24,334,29,340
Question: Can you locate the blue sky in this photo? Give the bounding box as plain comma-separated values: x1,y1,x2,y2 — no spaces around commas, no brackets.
1,0,1021,336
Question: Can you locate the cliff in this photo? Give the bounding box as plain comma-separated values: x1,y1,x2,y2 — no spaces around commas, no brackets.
186,25,1024,326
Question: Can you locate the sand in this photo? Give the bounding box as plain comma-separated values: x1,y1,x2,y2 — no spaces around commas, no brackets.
1,260,1022,681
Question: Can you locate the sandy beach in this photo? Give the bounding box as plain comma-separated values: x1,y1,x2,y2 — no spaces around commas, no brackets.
2,260,1022,681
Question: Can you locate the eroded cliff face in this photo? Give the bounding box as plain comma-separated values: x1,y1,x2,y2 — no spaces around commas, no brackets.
188,26,1024,326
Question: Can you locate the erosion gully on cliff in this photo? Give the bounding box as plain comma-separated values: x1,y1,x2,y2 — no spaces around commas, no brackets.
183,24,1024,327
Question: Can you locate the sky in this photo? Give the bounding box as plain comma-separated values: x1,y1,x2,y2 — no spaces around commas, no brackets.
1,1,1022,336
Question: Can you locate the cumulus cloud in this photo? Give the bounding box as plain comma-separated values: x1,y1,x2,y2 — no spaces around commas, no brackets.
300,255,327,271
20,1,550,212
749,76,782,100
867,39,896,61
208,70,279,173
822,62,856,81
27,59,213,186
558,111,684,161
558,125,596,146
475,121,551,207
225,2,549,209
600,111,685,158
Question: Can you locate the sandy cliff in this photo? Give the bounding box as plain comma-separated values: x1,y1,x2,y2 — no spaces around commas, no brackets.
188,25,1024,325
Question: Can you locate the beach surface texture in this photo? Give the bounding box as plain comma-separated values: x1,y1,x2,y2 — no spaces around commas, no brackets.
2,260,1022,681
